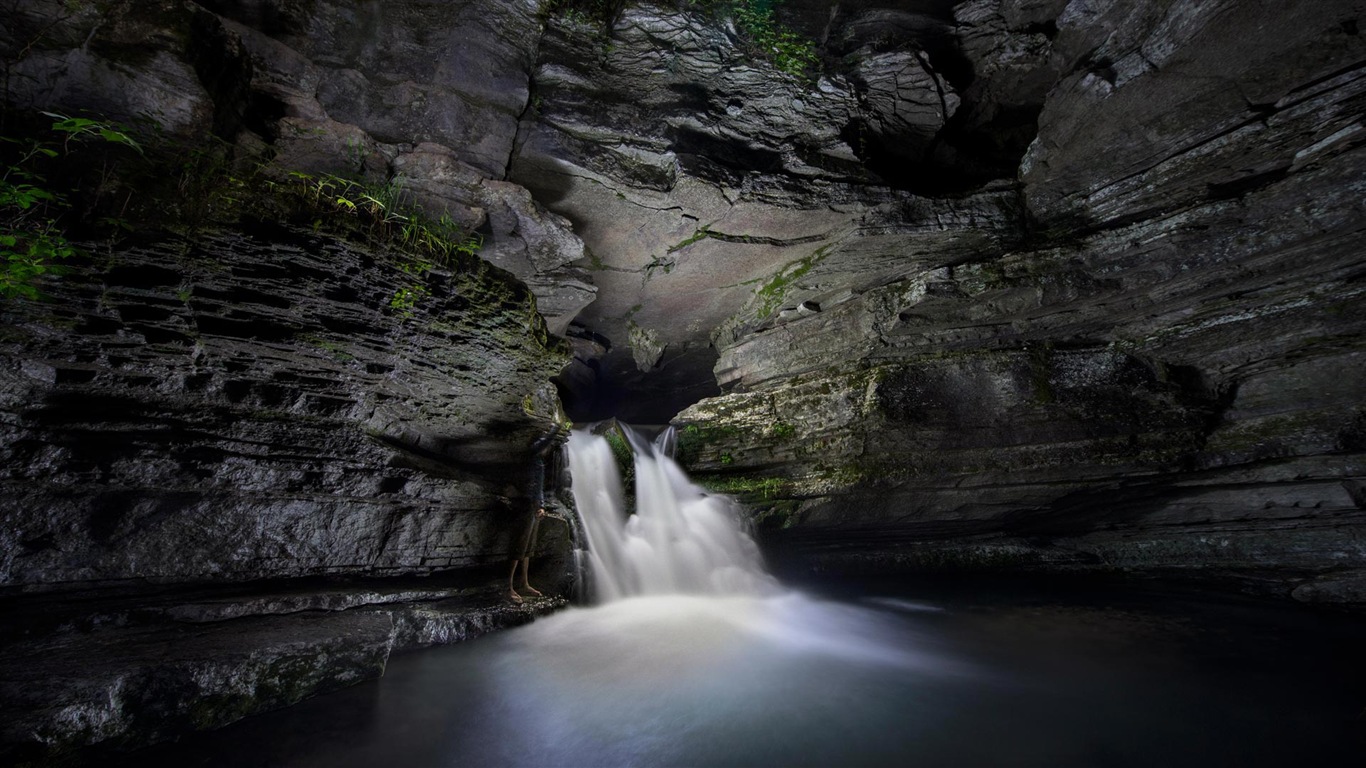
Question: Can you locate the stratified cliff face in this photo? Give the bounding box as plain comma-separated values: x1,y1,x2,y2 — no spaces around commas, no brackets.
1,1,582,757
1,0,600,589
514,0,1027,421
671,0,1366,604
0,222,579,759
0,226,569,589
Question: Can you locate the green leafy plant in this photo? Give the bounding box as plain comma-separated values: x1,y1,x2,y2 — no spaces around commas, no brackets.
730,0,819,79
389,284,428,316
605,427,637,488
543,0,627,32
0,113,140,299
272,171,481,263
44,113,143,154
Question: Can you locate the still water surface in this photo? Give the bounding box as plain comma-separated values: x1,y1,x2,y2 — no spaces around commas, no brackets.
132,579,1365,767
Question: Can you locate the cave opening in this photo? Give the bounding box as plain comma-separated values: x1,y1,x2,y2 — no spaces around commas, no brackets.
2,0,1365,764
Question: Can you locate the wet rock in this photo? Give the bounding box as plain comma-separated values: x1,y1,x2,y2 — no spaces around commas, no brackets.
0,584,566,761
0,611,395,759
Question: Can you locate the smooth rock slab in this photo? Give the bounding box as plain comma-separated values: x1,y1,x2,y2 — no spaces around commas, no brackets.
0,587,565,763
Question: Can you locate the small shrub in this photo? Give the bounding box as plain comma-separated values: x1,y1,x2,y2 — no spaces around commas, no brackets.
0,113,140,299
730,0,819,80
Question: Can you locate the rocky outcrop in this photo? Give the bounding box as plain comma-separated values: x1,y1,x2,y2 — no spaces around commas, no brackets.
2,0,596,334
0,580,565,764
2,0,590,757
3,6,1364,763
0,226,570,589
512,3,1030,420
674,0,1366,605
0,222,577,757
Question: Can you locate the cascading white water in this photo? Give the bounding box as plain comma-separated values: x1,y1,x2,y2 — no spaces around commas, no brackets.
567,427,777,602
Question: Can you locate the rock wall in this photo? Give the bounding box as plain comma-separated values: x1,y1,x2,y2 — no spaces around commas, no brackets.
514,1,1030,420
673,0,1366,605
0,0,1362,756
2,0,580,758
3,0,596,334
0,226,570,590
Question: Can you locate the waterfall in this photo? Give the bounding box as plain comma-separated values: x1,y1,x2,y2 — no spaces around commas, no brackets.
653,425,677,458
566,426,778,603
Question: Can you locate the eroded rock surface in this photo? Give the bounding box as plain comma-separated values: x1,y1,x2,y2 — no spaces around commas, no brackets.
673,0,1366,603
0,227,569,588
513,3,1033,419
0,223,577,760
3,0,596,335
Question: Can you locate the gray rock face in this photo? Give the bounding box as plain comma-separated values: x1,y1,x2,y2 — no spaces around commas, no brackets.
1,6,1363,758
2,0,597,335
673,0,1366,604
2,1,586,756
0,227,569,589
1021,0,1366,230
512,3,1008,420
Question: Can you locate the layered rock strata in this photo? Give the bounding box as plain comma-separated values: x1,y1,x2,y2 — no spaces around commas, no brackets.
674,0,1366,605
0,227,570,589
2,0,596,334
514,2,1022,420
3,0,591,756
0,225,576,759
1,6,1363,764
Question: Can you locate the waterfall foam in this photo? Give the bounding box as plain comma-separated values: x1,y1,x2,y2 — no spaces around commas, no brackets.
566,427,777,603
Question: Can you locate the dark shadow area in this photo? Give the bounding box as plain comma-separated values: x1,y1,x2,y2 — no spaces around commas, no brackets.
555,344,721,425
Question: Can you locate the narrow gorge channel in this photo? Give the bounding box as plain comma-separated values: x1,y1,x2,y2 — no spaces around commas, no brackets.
1,0,1364,764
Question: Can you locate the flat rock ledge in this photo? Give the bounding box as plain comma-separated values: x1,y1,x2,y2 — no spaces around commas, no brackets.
0,582,565,765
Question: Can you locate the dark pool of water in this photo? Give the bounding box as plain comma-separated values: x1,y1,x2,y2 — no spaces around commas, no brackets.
122,579,1366,767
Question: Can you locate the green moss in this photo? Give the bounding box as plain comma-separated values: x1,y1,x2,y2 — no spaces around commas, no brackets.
752,499,801,529
667,225,711,253
585,247,606,270
755,244,831,318
604,427,636,486
698,473,786,499
820,463,866,486
675,421,749,466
